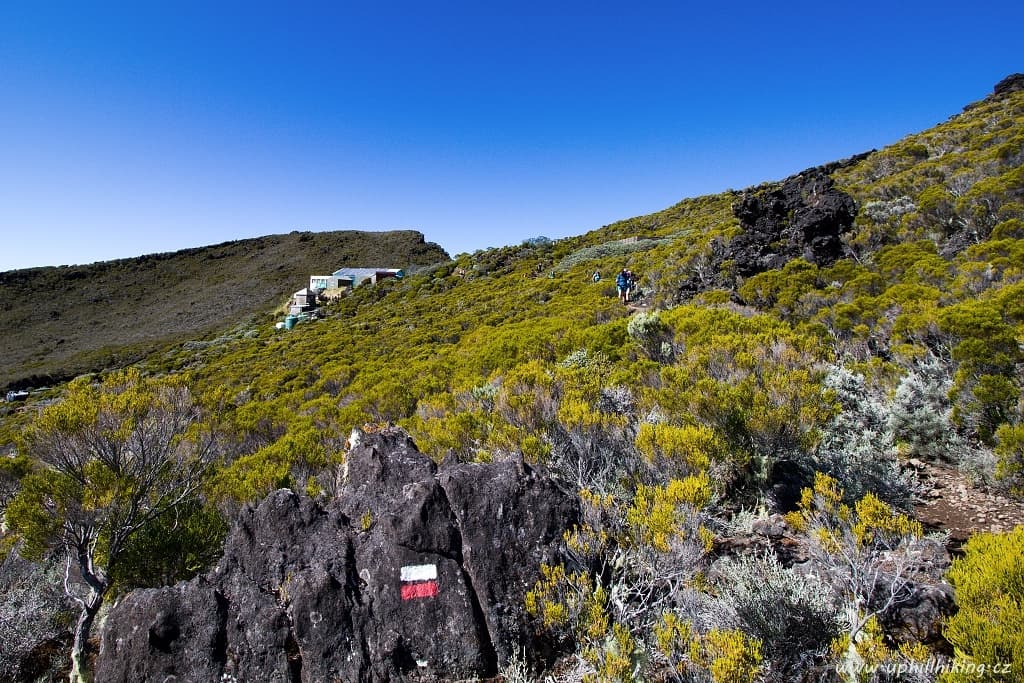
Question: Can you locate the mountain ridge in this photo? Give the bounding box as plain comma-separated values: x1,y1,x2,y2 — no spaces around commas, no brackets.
0,229,449,390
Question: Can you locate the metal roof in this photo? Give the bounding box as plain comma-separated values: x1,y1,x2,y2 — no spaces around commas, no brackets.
331,268,396,278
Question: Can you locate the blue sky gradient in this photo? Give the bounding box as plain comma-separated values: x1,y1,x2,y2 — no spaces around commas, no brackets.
1,1,1021,270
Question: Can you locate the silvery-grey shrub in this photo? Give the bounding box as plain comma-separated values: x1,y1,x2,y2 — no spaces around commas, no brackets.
0,553,72,681
816,366,915,508
889,359,990,483
715,550,841,681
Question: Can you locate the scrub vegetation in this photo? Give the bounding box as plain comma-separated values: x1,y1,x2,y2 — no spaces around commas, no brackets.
2,79,1023,681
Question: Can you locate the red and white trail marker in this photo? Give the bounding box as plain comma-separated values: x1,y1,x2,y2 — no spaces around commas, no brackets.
400,563,439,600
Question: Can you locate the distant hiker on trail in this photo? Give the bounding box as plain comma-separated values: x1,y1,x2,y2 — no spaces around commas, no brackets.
616,268,630,303
592,270,601,282
628,270,640,299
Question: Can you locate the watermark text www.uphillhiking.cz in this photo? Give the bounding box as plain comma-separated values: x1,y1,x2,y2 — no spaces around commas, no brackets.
840,658,1013,678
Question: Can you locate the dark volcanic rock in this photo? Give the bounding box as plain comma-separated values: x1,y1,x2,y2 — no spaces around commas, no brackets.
728,165,859,277
766,459,813,512
885,582,955,645
439,457,581,669
993,73,1024,98
336,429,493,680
96,583,229,682
95,428,580,682
674,156,867,303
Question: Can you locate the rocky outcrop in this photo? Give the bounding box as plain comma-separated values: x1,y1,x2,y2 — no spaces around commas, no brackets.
884,582,955,646
992,73,1024,99
437,457,580,667
727,161,861,277
94,428,580,682
675,157,866,302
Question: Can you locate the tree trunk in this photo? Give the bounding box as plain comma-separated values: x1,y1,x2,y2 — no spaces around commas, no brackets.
69,591,104,683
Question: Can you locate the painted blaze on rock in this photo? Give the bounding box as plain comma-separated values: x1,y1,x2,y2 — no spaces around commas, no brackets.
94,428,580,682
401,563,439,600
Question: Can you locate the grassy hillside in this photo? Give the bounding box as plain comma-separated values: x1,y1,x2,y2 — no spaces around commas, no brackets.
0,230,449,390
48,74,1016,527
3,76,1023,681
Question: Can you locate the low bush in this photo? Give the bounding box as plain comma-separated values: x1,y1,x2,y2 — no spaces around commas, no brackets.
555,238,670,272
815,366,912,508
943,527,1024,682
0,552,73,681
714,551,841,680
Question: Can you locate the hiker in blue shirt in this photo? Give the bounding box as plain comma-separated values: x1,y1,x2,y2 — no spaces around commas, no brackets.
616,268,630,303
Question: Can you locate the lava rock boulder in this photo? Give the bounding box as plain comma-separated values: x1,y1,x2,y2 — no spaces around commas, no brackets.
95,428,581,682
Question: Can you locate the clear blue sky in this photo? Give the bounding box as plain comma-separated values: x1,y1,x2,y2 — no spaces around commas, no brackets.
1,1,1021,271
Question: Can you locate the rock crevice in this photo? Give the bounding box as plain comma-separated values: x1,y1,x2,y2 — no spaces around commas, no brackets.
435,478,500,673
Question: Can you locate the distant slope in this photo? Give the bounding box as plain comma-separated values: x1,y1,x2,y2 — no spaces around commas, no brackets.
0,230,449,389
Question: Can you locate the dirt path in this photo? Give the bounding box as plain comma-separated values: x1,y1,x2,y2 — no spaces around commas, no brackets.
914,461,1024,542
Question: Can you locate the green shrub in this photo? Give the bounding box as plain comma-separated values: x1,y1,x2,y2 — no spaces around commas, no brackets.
653,614,763,683
943,528,1024,682
107,500,228,593
994,424,1024,493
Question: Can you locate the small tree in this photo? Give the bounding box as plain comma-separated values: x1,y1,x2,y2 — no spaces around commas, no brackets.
6,369,218,683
